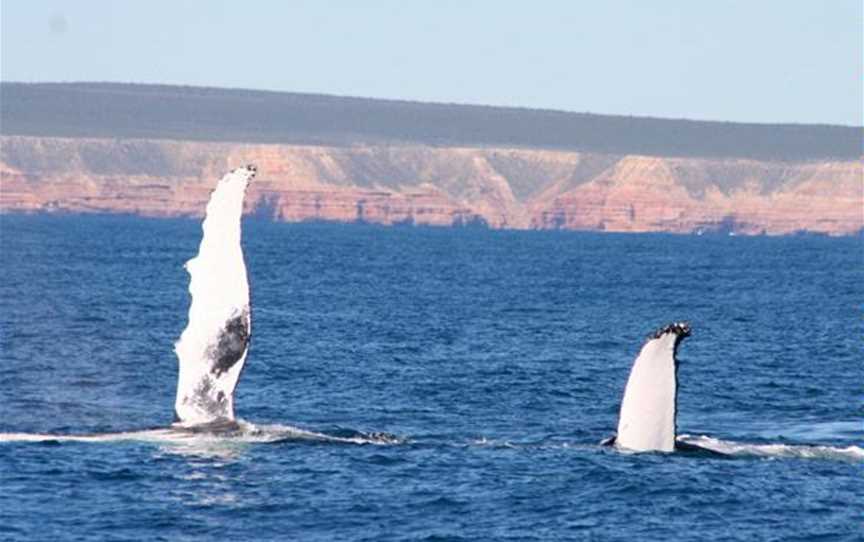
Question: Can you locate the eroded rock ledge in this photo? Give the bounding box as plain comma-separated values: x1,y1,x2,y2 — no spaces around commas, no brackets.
1,136,861,235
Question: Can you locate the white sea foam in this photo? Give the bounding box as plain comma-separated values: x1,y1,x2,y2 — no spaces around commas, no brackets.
0,420,402,447
677,434,864,462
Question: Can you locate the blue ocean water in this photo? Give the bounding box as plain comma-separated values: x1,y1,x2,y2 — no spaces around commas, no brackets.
0,214,861,542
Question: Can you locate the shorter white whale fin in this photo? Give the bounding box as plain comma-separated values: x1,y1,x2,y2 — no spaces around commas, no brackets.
613,322,690,452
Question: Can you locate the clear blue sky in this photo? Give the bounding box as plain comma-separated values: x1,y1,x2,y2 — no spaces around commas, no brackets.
2,0,861,125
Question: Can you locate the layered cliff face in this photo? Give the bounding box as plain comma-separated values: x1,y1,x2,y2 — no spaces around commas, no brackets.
1,136,861,235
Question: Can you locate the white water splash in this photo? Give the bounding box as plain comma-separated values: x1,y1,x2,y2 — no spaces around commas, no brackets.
677,434,864,463
0,420,402,448
174,165,256,426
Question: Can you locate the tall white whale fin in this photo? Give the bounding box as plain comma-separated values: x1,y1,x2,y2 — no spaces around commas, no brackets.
614,322,690,452
173,165,256,427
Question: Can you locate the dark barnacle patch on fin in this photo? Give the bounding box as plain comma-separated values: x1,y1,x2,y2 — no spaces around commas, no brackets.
182,376,230,419
174,376,229,424
208,309,251,377
646,321,691,364
649,321,691,340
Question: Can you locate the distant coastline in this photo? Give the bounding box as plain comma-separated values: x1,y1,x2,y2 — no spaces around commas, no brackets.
1,83,861,237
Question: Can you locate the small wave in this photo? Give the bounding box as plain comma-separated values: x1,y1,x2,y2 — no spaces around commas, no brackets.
470,436,518,449
0,430,167,444
250,423,405,445
678,434,864,463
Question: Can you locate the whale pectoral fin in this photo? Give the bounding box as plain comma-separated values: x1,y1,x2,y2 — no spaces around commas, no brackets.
600,436,617,447
174,165,256,427
613,322,691,453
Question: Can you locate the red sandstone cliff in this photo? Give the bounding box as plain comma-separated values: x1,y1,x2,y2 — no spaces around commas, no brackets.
1,136,861,235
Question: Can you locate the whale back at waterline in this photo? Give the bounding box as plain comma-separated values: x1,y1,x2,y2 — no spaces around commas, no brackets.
173,165,256,426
